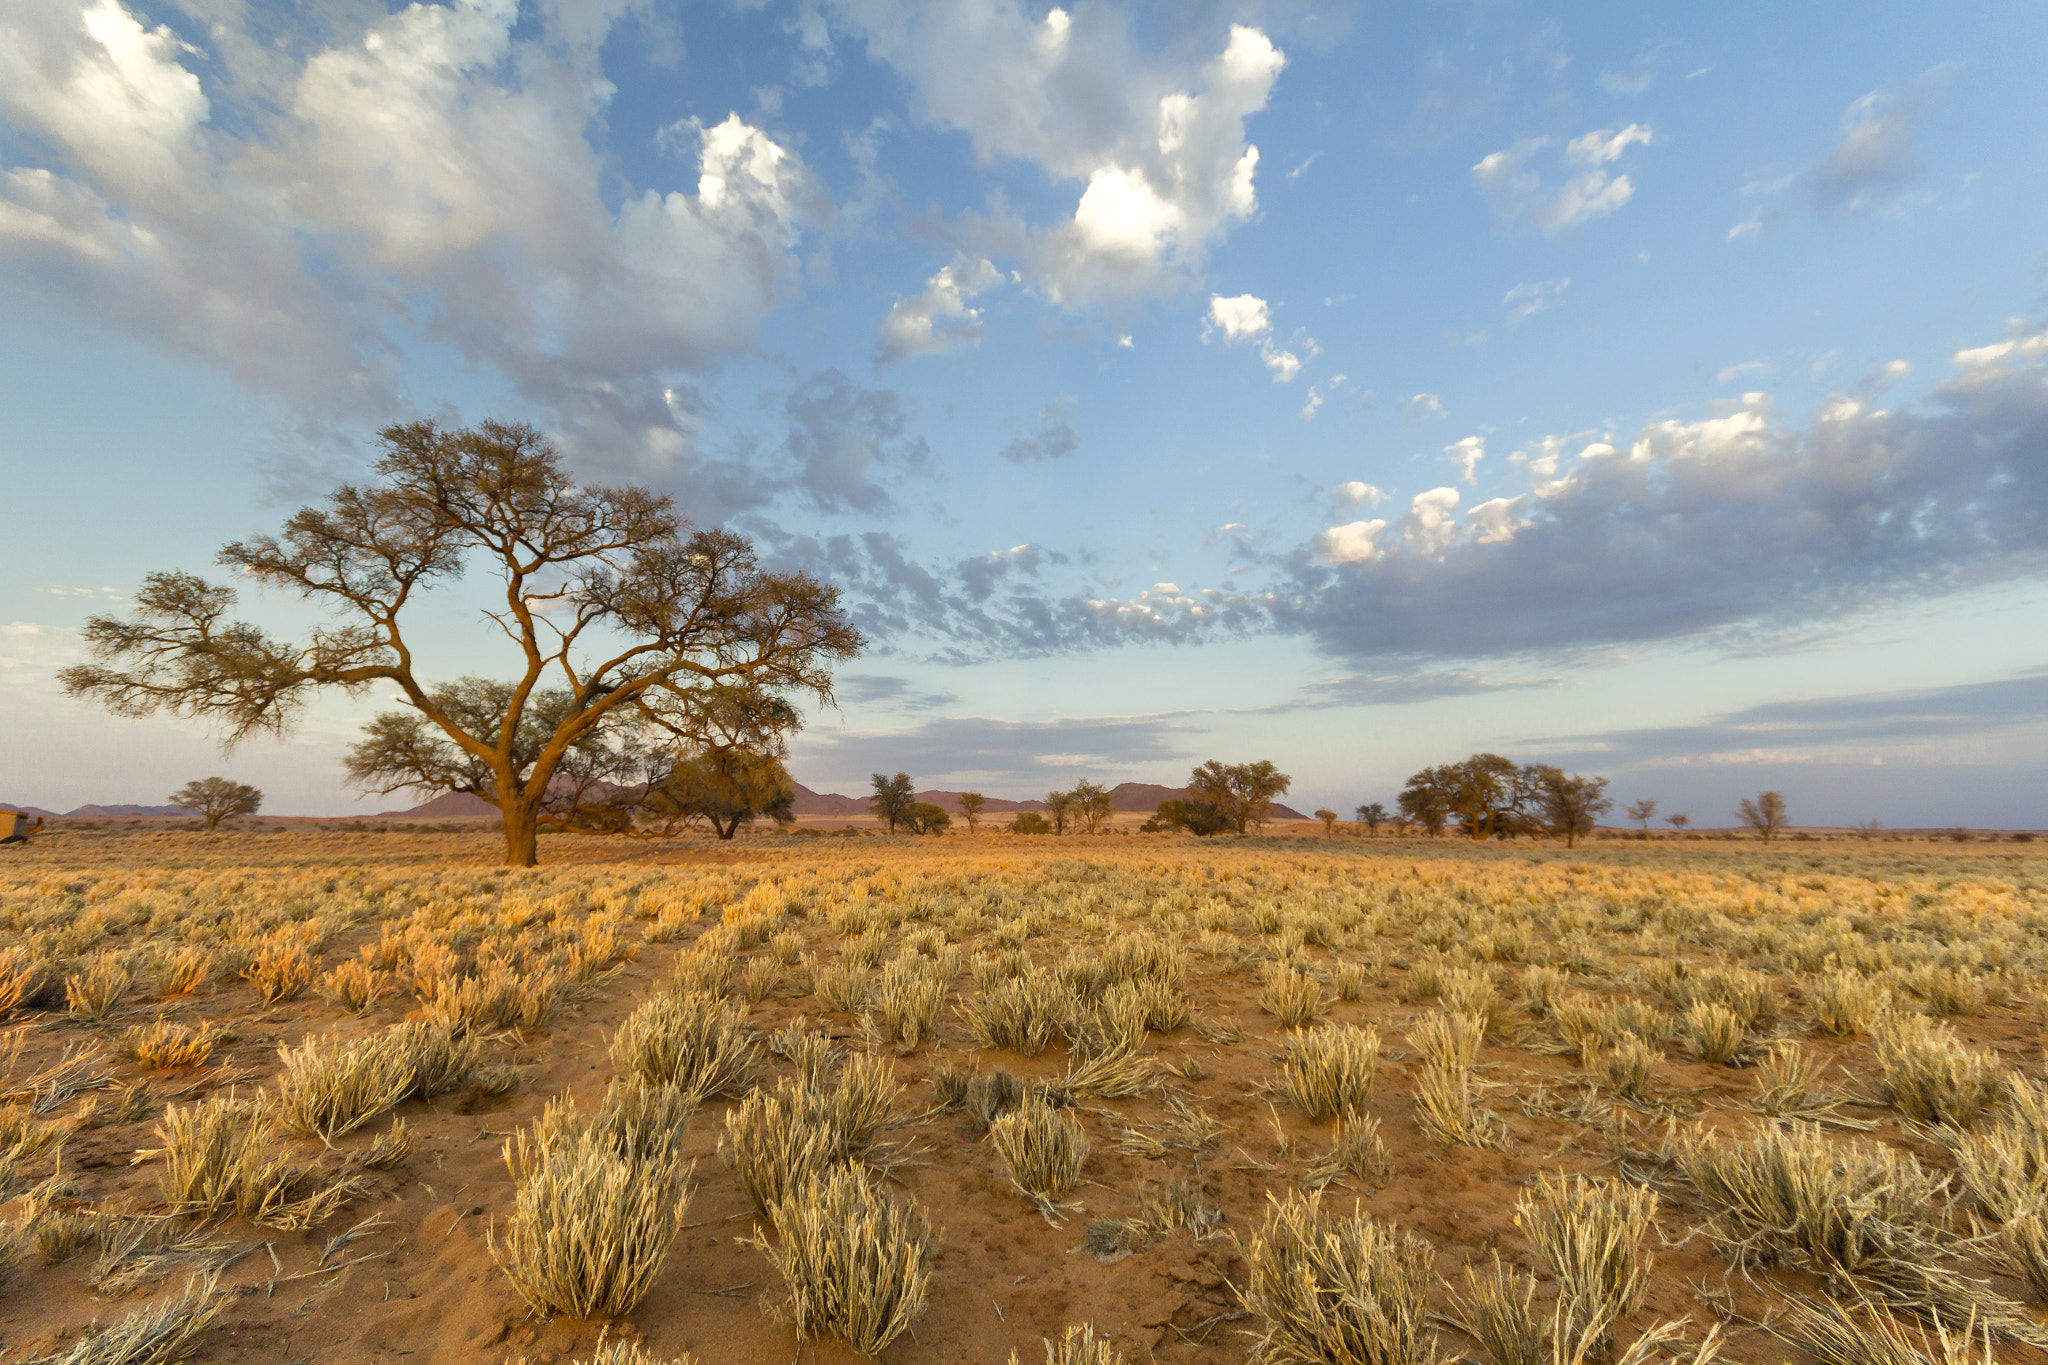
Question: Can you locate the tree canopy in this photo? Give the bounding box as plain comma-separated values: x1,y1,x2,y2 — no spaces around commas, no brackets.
1188,759,1291,834
169,777,262,832
869,772,916,833
61,420,861,865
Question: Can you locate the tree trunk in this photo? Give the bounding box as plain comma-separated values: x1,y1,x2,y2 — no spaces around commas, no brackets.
501,797,540,867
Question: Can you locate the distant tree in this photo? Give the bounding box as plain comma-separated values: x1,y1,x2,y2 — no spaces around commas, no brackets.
1625,798,1659,838
1044,788,1078,835
1188,759,1292,834
870,771,916,833
1534,768,1612,849
1666,812,1691,835
1010,811,1052,835
1154,799,1232,837
61,420,860,867
1355,801,1387,836
908,802,950,835
637,749,795,841
1398,767,1454,836
1315,808,1339,837
1852,817,1884,841
170,777,262,832
957,792,987,832
1736,791,1788,843
1071,779,1115,834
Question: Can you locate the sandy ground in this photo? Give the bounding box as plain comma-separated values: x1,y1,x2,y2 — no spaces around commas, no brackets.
0,829,2042,1365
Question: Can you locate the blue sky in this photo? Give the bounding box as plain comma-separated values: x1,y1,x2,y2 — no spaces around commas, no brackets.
3,0,2046,825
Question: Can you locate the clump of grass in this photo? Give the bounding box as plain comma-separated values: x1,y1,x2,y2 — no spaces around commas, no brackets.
964,971,1078,1056
1677,1120,1940,1282
991,1096,1087,1216
1950,1075,2048,1221
1011,1323,1127,1365
610,991,759,1100
1239,1191,1441,1365
40,1272,226,1365
1753,1041,1833,1118
1452,1254,1542,1365
1412,1012,1502,1149
721,1057,899,1218
153,947,210,998
756,1165,932,1358
1304,1115,1391,1191
1809,971,1888,1037
491,1119,692,1321
1870,1012,2002,1129
319,960,387,1015
876,955,946,1048
768,1018,843,1087
390,1019,480,1099
65,957,130,1022
1283,1024,1380,1122
671,944,735,997
267,1031,414,1142
1991,1208,2048,1304
809,960,871,1014
144,1096,359,1229
573,1340,702,1365
117,1021,215,1070
1517,1175,1658,1358
739,956,780,1003
1260,964,1329,1029
1520,966,1568,1019
1442,967,1508,1036
1594,1036,1661,1101
1781,1296,1995,1365
244,937,315,1004
1676,1002,1746,1066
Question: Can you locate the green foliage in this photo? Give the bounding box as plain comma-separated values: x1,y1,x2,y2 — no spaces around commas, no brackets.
1187,759,1291,833
1153,800,1232,837
1010,811,1053,835
870,772,916,832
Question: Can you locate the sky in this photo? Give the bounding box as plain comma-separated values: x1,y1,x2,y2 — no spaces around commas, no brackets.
3,0,2046,826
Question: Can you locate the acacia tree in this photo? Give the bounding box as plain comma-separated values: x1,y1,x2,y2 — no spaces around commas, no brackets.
1355,801,1387,836
870,772,915,832
1071,779,1115,834
1534,768,1611,849
957,792,987,832
1315,808,1339,837
1398,768,1453,836
1737,791,1789,843
1044,788,1078,835
169,777,262,832
61,421,861,866
1625,798,1659,838
1666,812,1692,835
1188,759,1292,834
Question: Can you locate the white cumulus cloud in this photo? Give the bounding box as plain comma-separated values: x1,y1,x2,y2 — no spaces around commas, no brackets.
1473,126,1653,234
877,256,1003,364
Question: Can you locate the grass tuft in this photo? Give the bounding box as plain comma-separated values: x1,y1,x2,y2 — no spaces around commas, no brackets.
1240,1191,1442,1365
757,1164,932,1358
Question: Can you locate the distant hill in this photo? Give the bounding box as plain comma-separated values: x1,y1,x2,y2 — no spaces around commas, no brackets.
383,791,498,818
70,803,190,817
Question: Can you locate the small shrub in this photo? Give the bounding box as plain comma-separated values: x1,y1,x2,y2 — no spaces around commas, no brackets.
1950,1074,2048,1221
757,1165,932,1358
1240,1192,1440,1365
1596,1036,1660,1100
154,947,211,997
45,1272,226,1365
810,961,872,1015
1753,1041,1830,1118
739,956,780,1003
